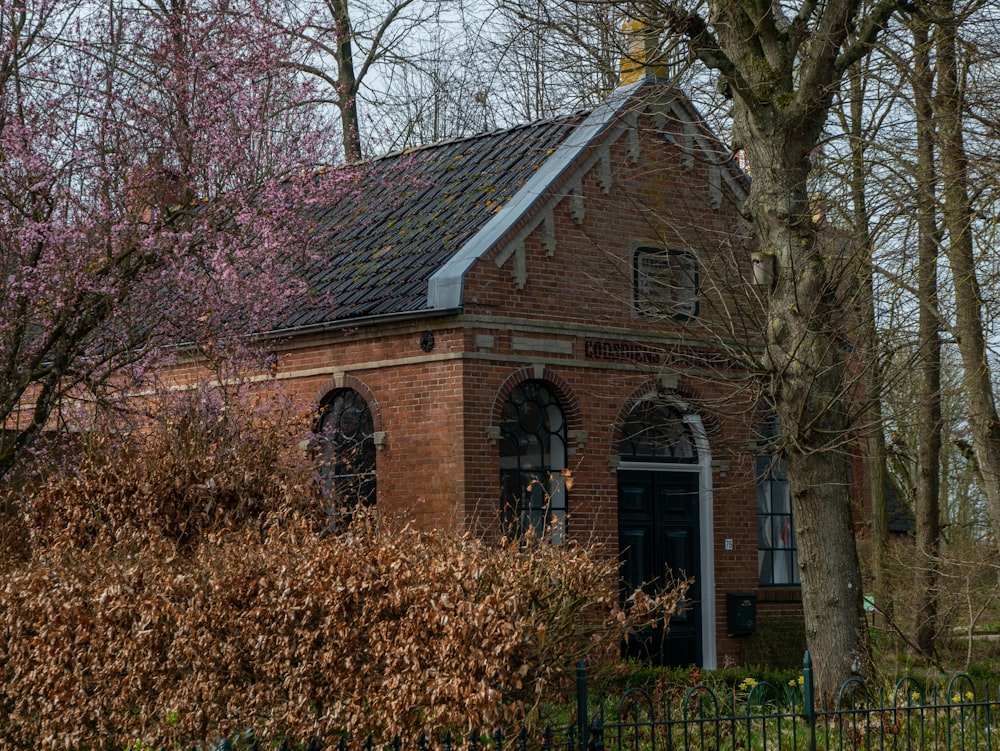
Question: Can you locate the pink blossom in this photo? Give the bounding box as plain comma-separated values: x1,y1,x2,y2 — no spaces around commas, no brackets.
0,0,352,482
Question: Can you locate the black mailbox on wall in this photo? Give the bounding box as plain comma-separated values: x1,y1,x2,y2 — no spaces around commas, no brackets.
726,593,757,636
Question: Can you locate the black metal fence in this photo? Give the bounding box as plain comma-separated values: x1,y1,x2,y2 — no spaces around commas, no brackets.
585,652,1000,751
207,652,1000,751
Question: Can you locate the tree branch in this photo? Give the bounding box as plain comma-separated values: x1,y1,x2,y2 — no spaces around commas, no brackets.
653,3,751,101
836,0,917,75
354,0,422,87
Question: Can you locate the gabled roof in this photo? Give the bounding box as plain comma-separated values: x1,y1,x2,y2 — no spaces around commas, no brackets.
277,79,746,334
281,111,585,330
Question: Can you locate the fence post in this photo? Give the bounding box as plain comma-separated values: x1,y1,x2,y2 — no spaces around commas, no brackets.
803,650,816,751
576,659,589,751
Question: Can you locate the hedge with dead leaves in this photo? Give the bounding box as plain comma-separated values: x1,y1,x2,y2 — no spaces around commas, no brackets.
0,388,686,749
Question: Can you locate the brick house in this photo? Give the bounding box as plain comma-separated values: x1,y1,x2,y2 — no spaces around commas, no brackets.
264,75,809,669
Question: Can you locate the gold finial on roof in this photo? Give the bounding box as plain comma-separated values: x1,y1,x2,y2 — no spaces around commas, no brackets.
620,21,667,85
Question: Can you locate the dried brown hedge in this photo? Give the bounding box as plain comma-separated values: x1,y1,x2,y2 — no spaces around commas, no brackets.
0,520,638,748
0,387,684,749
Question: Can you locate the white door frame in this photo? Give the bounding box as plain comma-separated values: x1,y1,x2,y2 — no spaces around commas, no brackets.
617,411,716,669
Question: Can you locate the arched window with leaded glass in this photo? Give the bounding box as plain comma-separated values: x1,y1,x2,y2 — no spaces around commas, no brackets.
618,400,698,463
499,381,567,542
317,388,376,511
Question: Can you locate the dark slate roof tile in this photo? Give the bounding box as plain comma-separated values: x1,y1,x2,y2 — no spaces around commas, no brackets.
287,114,585,329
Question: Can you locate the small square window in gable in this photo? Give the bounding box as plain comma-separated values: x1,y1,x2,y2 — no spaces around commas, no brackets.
633,246,700,319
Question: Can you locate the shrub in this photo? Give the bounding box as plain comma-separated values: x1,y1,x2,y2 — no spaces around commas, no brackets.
19,384,320,552
0,518,649,746
0,385,684,748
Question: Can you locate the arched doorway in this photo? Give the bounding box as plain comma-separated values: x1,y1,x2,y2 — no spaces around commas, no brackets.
617,397,715,667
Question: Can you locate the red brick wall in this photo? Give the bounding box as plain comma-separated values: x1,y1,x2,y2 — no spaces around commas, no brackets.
272,326,776,667
268,101,804,666
274,325,470,529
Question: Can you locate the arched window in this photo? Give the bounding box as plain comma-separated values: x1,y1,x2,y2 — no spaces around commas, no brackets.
317,388,376,511
757,416,798,585
499,381,567,542
619,400,697,463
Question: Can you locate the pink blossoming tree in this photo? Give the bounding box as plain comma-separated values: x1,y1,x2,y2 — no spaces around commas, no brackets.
0,0,347,481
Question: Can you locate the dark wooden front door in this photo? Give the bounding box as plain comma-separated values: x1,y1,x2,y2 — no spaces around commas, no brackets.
618,469,702,666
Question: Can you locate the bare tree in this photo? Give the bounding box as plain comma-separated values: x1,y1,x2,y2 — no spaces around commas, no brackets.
932,0,1000,548
626,0,914,694
483,0,623,120
273,0,465,160
840,58,895,627
907,10,944,659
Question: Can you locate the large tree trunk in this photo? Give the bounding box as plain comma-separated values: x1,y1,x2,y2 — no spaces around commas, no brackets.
690,0,905,696
934,0,1000,540
743,126,872,695
656,0,912,694
911,14,942,660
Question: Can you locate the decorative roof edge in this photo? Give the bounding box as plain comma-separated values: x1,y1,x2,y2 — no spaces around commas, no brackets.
426,79,649,311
